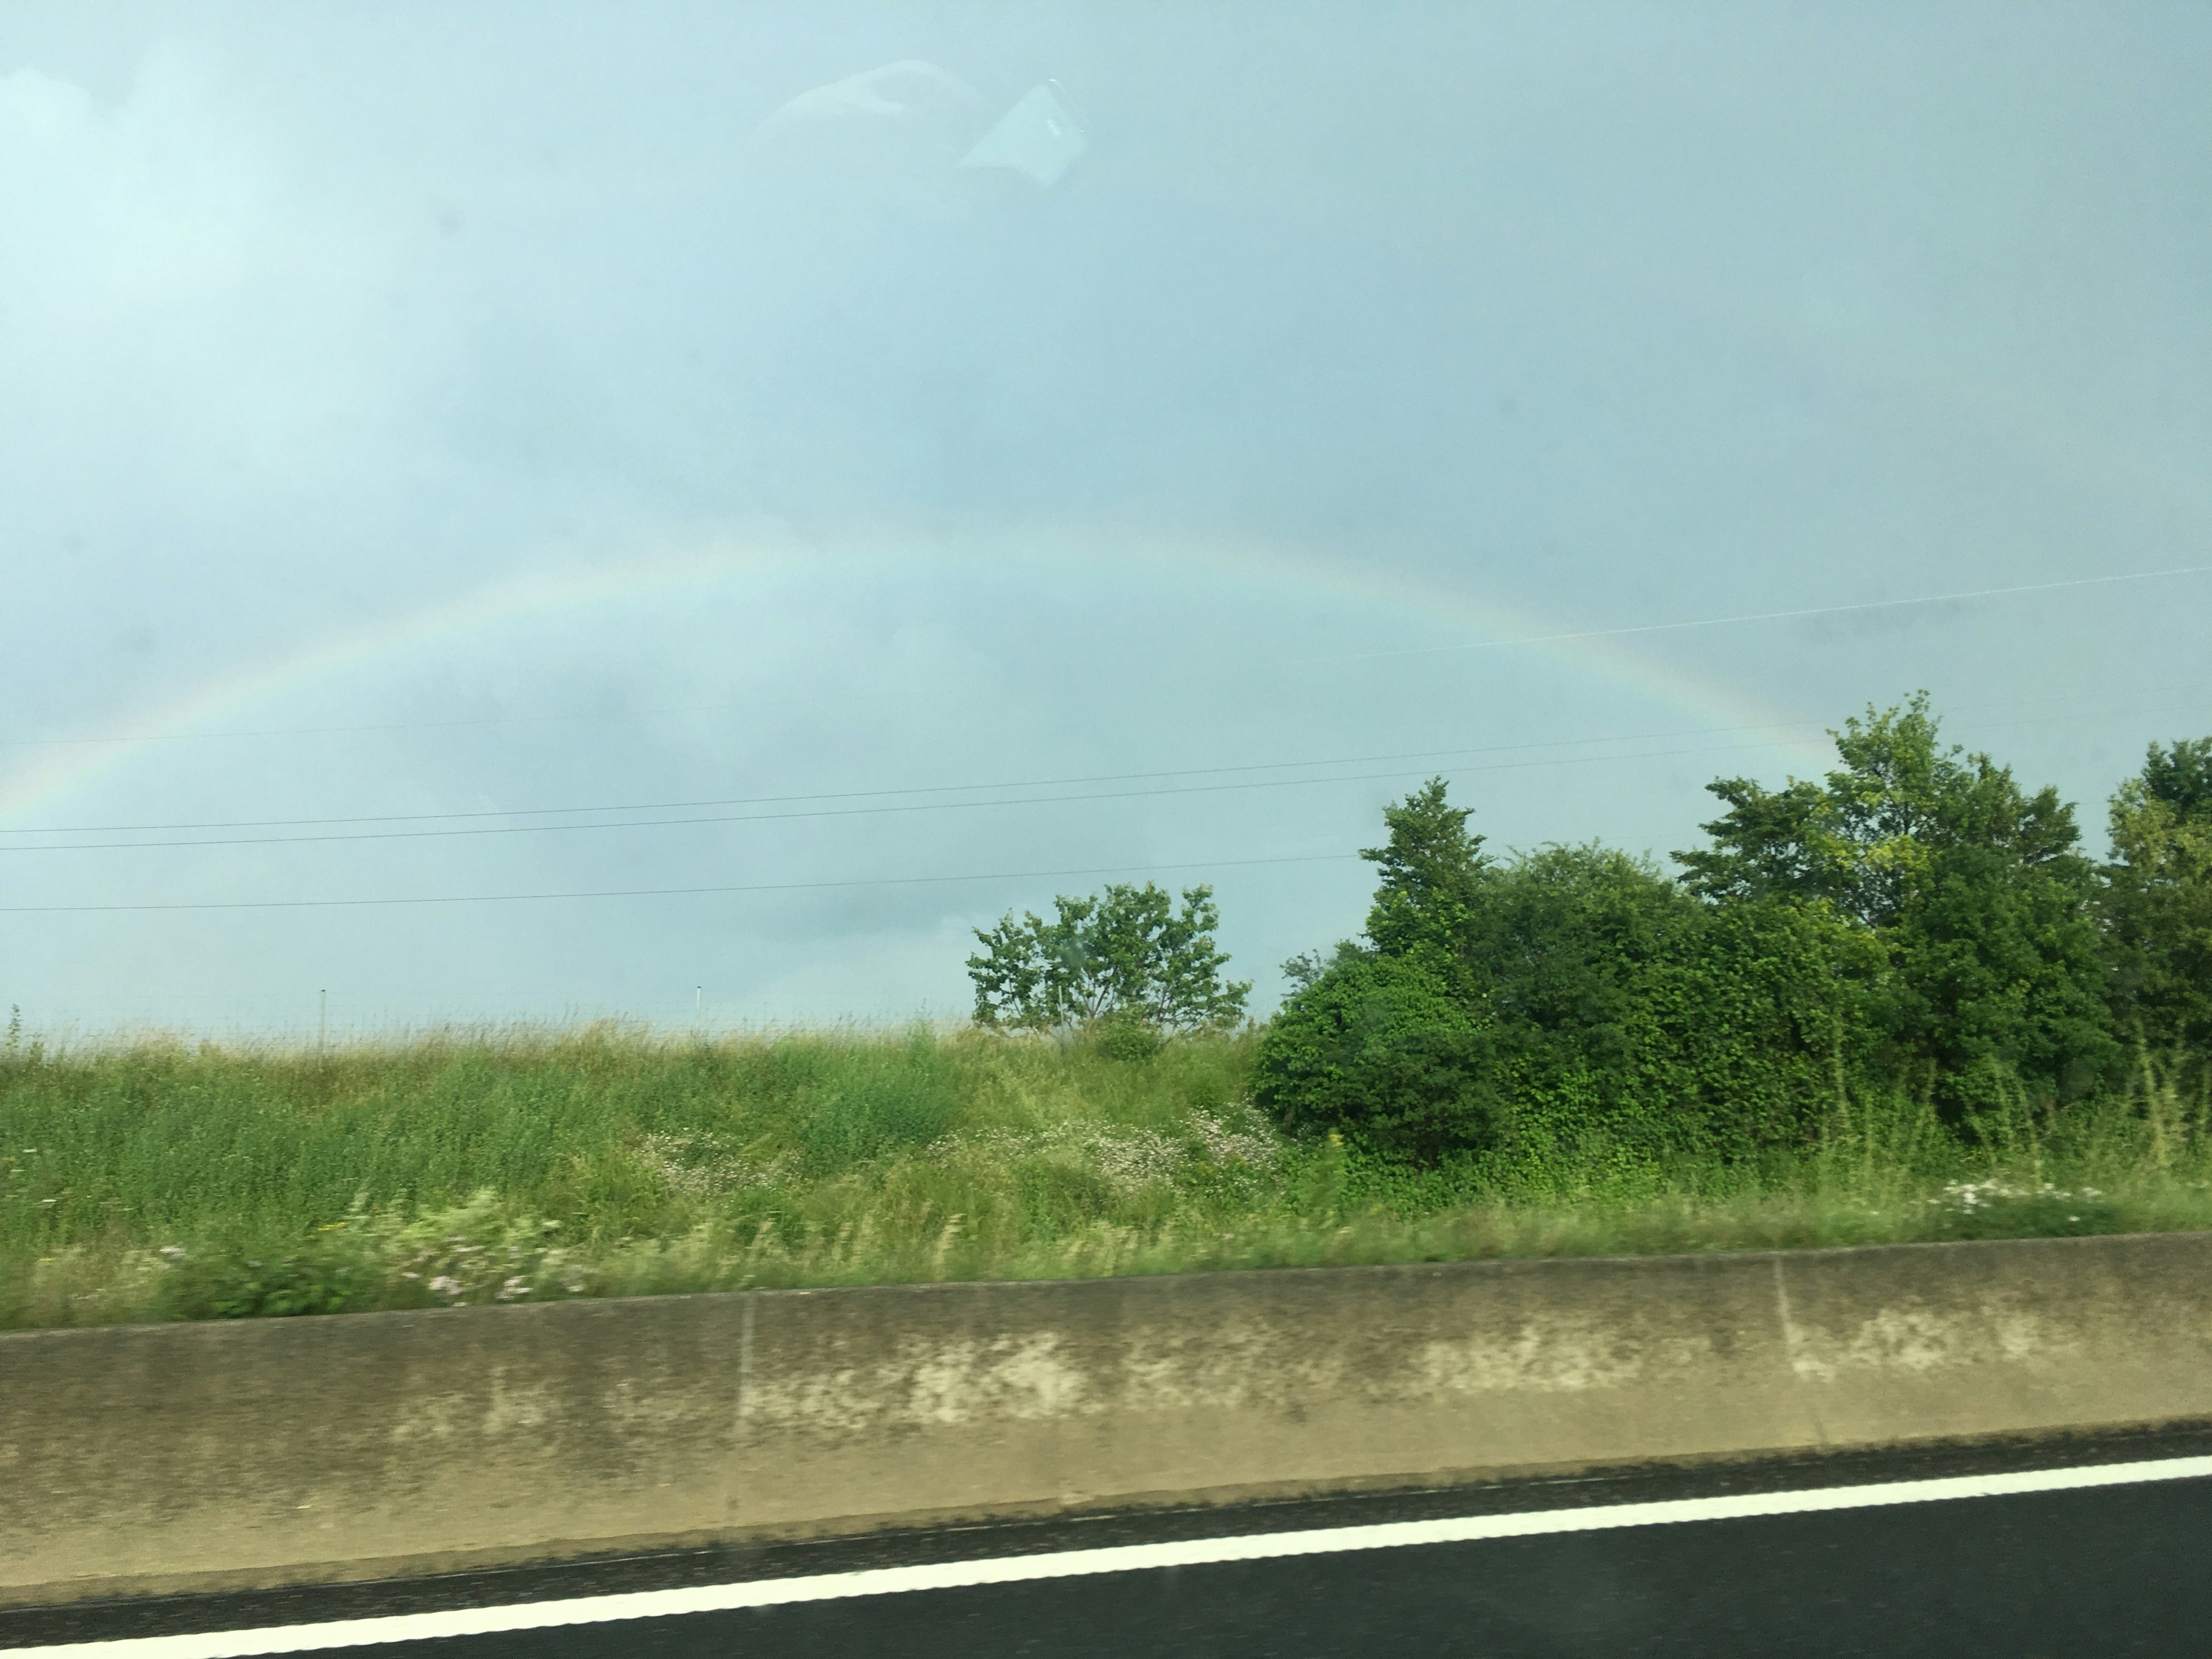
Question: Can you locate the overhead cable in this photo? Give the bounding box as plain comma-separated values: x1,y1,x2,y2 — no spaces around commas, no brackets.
0,852,1362,914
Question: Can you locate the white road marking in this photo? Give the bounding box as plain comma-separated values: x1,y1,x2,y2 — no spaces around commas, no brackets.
21,1455,2212,1656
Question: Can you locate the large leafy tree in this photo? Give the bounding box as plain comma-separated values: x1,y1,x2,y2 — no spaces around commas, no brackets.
1677,695,2113,1113
2101,737,2212,1061
967,882,1251,1035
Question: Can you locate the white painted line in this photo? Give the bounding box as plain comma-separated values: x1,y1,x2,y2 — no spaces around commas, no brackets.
22,1455,2212,1656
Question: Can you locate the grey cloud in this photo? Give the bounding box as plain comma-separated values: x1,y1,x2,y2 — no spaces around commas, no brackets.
2,2,2207,1032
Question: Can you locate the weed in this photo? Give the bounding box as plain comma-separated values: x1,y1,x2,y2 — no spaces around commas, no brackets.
1,1022,2207,1328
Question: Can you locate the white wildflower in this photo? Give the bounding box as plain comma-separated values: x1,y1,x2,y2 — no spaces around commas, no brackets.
1936,1179,2103,1214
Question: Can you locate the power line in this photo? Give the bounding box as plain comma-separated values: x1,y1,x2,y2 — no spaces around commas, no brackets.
9,687,2211,857
1300,564,2212,664
0,721,1838,836
0,853,1362,915
13,677,2212,844
0,741,1825,855
6,696,2208,914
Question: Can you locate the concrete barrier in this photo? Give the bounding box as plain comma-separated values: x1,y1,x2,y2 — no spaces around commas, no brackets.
5,1232,2211,1605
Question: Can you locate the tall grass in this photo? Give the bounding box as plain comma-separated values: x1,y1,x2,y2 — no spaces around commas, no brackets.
2,1021,2208,1328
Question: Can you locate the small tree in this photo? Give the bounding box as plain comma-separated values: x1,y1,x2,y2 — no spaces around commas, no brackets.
1361,777,1490,961
2102,737,2212,1062
1259,779,1506,1157
967,882,1251,1036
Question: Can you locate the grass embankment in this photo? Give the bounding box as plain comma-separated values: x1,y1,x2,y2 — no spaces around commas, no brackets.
2,1024,2207,1329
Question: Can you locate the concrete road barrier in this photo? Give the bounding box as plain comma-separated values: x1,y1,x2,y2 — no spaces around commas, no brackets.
5,1232,2210,1605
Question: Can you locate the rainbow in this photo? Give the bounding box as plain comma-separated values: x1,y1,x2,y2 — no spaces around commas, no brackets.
0,525,1836,828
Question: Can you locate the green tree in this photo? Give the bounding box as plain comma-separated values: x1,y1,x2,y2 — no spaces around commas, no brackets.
1454,843,1699,1155
1679,694,2113,1115
1271,775,1486,1012
2101,737,2212,1061
1639,895,1883,1156
1253,950,1502,1158
1466,843,1692,1059
967,882,1251,1036
1260,807,1865,1160
1437,844,1880,1160
1360,777,1490,961
1258,779,1499,1152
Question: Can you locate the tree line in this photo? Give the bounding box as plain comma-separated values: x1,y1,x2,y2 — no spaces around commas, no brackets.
969,696,2212,1159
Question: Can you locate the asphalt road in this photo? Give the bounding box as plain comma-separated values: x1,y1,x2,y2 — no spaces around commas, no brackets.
12,1427,2212,1657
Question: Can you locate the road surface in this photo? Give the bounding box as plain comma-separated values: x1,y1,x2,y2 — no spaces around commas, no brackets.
10,1426,2211,1657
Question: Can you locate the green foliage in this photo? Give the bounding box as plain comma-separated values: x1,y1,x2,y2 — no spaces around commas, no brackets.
5,1024,2212,1329
1680,694,2115,1119
2103,739,2212,1066
1266,697,2191,1159
204,1243,370,1318
1256,950,1502,1158
1452,844,1692,1160
2142,737,2212,819
1641,896,1882,1152
1090,1012,1165,1062
1465,843,1692,1060
1257,779,1503,1154
1278,940,1366,996
1360,777,1489,961
967,882,1251,1035
1259,798,1874,1162
10,700,2212,1328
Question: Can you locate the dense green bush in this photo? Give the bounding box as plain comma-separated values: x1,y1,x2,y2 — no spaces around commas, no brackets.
1637,896,1880,1156
1260,696,2211,1162
1256,950,1502,1158
1461,844,1692,1150
1260,843,1877,1163
1681,695,2115,1119
1260,782,1503,1157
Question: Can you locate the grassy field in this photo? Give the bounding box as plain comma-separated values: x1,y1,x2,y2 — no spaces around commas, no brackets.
3,1022,2209,1328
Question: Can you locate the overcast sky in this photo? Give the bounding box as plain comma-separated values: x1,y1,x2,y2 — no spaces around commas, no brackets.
3,1,2208,1035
